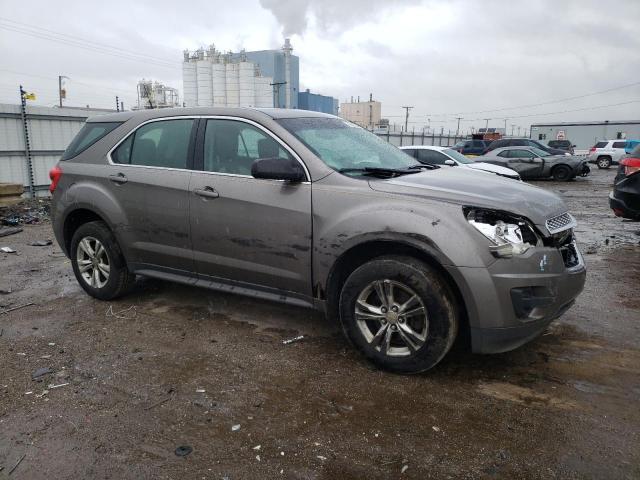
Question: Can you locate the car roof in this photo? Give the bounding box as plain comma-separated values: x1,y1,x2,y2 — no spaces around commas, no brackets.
491,146,539,152
399,145,448,151
87,107,336,123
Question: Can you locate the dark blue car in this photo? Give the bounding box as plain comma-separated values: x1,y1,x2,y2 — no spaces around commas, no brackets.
452,139,489,156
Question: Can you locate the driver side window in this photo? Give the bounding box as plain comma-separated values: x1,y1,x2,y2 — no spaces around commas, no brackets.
204,119,292,175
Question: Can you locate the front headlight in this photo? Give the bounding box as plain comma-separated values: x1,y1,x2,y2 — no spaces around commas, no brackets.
464,207,540,257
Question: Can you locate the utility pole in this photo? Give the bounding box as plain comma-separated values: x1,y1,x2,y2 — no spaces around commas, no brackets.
19,86,35,198
455,116,463,136
517,126,521,136
401,106,413,132
483,118,490,130
503,118,507,133
116,96,120,112
511,124,516,136
120,101,124,111
368,93,373,130
270,81,287,108
58,75,68,108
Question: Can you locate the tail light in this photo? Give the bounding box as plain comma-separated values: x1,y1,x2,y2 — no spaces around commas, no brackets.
589,147,596,153
621,157,640,176
49,165,62,193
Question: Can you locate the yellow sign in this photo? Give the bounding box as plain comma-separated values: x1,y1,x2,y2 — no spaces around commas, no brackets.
23,92,36,100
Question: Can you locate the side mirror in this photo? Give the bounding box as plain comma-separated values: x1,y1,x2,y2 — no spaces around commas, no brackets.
444,159,456,166
251,157,306,182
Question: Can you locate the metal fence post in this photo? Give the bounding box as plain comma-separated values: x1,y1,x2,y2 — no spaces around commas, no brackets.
19,86,35,198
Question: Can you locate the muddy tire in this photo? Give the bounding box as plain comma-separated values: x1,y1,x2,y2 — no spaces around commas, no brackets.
552,165,573,181
597,156,612,169
338,256,458,374
70,221,134,300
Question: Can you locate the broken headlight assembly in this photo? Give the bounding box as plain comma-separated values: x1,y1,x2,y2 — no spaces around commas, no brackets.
464,207,541,257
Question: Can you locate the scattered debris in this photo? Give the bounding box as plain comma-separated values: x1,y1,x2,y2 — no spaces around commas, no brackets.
231,424,241,432
24,391,33,395
47,342,55,346
105,305,137,319
317,455,327,461
255,455,261,462
253,445,261,451
0,286,12,294
0,246,16,253
35,390,49,398
0,227,22,238
28,239,52,246
0,302,34,315
40,355,51,359
174,445,193,457
282,335,304,345
47,383,69,389
31,367,52,380
432,426,440,432
144,397,171,411
195,388,206,393
8,453,26,475
401,465,409,474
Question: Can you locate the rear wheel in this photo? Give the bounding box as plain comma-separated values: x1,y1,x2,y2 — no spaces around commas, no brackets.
597,156,612,169
70,221,134,300
338,256,458,374
552,165,573,181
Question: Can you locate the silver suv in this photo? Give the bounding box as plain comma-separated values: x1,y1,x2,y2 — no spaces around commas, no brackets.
50,108,586,373
588,140,628,169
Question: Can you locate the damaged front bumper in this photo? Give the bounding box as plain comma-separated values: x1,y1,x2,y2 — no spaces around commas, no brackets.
448,237,586,354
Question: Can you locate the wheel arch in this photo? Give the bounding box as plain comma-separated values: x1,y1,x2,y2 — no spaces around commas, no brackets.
62,208,110,255
324,239,470,347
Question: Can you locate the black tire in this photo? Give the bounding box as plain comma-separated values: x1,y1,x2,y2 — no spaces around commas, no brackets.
70,221,134,300
597,156,612,169
338,256,458,374
552,165,573,181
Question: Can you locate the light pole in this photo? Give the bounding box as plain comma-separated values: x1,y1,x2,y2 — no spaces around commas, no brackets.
58,75,69,108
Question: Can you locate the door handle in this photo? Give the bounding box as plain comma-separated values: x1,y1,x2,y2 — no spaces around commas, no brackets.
109,173,128,184
194,186,219,199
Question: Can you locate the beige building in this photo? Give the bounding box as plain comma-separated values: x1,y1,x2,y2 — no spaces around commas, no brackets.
340,100,382,128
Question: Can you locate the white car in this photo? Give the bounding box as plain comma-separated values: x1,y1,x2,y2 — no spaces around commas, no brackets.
400,145,521,180
587,140,628,169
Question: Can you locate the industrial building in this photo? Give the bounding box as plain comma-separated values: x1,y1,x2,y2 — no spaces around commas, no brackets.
340,97,381,128
530,120,640,150
134,79,179,109
298,89,338,115
182,39,299,109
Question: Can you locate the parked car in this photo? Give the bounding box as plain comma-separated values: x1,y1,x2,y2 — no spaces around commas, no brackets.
451,139,489,156
480,146,590,181
50,108,586,373
587,140,628,169
483,138,570,156
547,140,575,154
609,144,640,220
400,145,521,180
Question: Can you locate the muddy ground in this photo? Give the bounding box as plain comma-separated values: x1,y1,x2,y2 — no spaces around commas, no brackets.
0,167,638,479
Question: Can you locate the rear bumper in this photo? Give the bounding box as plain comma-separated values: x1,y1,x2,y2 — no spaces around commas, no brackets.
609,191,640,220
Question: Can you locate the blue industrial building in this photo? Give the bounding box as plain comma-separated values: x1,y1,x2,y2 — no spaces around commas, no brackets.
298,89,339,115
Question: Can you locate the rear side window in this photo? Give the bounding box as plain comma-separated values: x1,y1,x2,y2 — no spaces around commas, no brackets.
62,122,121,160
612,141,627,149
595,141,608,148
403,149,417,158
112,119,195,169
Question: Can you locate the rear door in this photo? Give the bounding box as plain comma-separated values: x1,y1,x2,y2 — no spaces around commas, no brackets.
189,117,312,297
612,141,628,162
107,117,196,272
505,149,544,178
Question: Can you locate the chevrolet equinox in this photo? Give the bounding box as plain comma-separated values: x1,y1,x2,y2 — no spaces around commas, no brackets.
50,108,586,373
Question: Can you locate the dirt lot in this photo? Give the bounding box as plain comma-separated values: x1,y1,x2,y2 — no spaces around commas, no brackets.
0,167,639,479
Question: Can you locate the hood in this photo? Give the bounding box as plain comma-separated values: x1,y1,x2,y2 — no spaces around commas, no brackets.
466,162,519,178
368,167,568,230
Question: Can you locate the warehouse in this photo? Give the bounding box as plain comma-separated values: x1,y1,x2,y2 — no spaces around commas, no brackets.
530,120,640,150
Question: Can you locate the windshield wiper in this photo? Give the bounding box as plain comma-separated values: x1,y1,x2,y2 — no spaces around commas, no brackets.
338,167,422,178
408,163,440,170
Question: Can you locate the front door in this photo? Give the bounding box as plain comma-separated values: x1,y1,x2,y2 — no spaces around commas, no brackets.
107,118,196,272
505,149,544,178
189,118,312,297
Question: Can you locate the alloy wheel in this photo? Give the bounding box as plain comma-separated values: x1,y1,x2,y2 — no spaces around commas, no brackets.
354,279,428,357
76,236,110,288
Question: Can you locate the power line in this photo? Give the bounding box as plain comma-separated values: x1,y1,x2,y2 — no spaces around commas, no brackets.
0,20,177,69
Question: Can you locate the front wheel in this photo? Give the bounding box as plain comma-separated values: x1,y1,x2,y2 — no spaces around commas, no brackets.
339,256,458,374
552,165,573,181
70,221,134,300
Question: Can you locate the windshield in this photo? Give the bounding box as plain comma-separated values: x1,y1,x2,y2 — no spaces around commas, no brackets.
443,148,474,164
276,117,417,175
530,147,552,157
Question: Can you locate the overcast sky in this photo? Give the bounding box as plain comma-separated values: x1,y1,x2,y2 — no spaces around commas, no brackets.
1,0,638,133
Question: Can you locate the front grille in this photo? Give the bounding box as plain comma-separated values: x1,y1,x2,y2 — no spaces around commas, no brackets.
545,212,575,234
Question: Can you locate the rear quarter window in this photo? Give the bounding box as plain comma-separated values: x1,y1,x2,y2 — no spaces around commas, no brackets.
612,141,627,149
62,122,121,160
594,141,608,148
